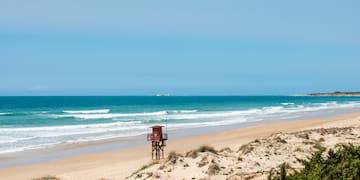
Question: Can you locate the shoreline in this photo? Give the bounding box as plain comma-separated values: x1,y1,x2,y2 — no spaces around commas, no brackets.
0,107,357,168
0,112,359,179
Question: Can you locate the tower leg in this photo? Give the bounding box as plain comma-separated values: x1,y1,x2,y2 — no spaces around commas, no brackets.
151,141,166,160
151,141,154,160
157,142,160,160
156,142,158,160
163,142,165,158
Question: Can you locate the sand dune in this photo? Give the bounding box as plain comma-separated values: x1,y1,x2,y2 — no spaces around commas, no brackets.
130,126,360,179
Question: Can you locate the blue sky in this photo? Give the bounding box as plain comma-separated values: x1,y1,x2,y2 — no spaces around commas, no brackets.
1,0,359,95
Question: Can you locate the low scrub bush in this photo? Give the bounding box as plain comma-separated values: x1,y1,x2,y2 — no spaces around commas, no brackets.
270,144,360,179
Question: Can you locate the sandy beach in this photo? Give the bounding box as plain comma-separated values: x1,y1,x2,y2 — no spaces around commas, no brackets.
0,112,359,179
2,0,360,179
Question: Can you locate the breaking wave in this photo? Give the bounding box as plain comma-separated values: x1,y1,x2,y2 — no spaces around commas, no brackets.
54,110,199,120
0,112,12,116
60,111,168,119
63,109,110,114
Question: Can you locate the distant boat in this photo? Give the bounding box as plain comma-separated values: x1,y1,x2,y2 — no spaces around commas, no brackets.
155,93,171,97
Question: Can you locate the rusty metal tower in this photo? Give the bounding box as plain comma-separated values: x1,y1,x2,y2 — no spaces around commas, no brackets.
147,125,168,160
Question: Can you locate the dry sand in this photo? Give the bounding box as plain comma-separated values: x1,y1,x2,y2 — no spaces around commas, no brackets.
0,112,359,180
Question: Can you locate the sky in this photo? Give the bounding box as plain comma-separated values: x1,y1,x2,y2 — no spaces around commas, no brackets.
1,0,359,96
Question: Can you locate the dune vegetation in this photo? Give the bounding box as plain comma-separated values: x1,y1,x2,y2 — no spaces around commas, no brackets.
270,144,360,180
129,127,360,179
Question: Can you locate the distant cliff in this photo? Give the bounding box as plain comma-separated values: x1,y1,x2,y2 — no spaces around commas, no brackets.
307,91,360,96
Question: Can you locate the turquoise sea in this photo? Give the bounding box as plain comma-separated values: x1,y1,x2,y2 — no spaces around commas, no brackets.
0,96,360,154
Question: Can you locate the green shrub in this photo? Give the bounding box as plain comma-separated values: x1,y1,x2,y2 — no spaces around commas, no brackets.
270,144,360,180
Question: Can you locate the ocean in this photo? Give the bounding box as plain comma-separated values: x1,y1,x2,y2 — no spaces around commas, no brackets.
0,96,360,155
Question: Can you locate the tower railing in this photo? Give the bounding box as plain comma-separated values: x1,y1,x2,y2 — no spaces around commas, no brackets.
147,133,168,141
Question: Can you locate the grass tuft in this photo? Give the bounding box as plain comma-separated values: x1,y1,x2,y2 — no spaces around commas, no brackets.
219,147,232,153
31,176,60,180
294,147,304,152
167,151,182,161
274,136,287,144
129,161,159,178
207,163,221,175
313,141,325,150
297,133,310,140
197,145,217,154
238,144,254,154
186,145,217,158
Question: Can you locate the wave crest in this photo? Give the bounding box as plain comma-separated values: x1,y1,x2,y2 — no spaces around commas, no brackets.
62,111,167,119
63,109,110,114
0,112,12,116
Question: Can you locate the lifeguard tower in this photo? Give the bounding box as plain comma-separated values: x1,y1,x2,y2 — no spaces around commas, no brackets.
147,125,168,160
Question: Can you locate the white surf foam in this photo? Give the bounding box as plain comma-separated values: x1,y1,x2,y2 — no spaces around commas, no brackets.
59,111,168,119
281,102,295,105
181,110,197,113
0,112,12,116
0,142,64,154
63,109,110,114
0,121,143,132
167,110,197,114
0,124,149,154
168,109,261,120
173,110,198,113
